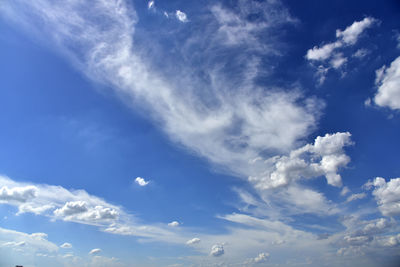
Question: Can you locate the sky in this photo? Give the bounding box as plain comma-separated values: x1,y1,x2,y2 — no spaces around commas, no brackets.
0,0,400,266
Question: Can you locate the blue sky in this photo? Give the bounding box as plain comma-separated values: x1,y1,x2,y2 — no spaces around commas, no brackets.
0,0,400,266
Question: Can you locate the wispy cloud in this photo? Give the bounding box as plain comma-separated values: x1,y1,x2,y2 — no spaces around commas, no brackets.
306,17,377,84
0,0,320,183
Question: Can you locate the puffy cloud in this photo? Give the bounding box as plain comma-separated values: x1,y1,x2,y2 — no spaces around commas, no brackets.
186,238,200,245
0,185,37,203
249,132,353,189
60,242,72,248
346,193,366,202
367,177,400,216
135,177,149,187
89,248,102,255
0,175,121,226
210,244,224,257
373,56,400,110
54,201,88,216
254,252,269,263
175,10,187,22
306,42,340,61
168,221,180,227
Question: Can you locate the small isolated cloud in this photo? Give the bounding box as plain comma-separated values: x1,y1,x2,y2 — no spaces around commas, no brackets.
89,248,102,255
352,48,370,59
148,0,154,10
168,221,180,227
366,177,400,216
135,177,149,187
373,56,400,110
346,193,366,202
254,252,269,263
210,244,224,257
186,238,200,245
60,242,72,248
175,10,188,22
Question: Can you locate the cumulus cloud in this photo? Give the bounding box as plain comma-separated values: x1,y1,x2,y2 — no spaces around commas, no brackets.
249,132,353,189
210,244,224,257
54,201,88,216
54,202,118,222
366,177,400,216
373,56,400,110
135,177,149,186
0,185,37,203
0,175,121,226
306,17,376,83
186,238,200,245
254,252,269,263
175,10,187,22
168,221,180,227
60,242,72,248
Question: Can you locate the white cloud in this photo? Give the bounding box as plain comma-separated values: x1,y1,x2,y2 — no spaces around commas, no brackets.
175,10,187,22
60,242,72,248
54,201,88,216
0,227,58,253
148,1,154,10
254,252,269,263
367,177,400,216
352,48,369,59
210,244,224,257
168,221,180,227
0,0,323,188
0,185,37,203
0,175,121,226
373,56,400,110
306,42,340,61
346,193,366,202
306,17,376,83
135,177,149,187
186,238,200,245
211,1,294,49
330,53,347,69
249,132,353,189
336,17,376,45
341,186,350,196
89,248,102,255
